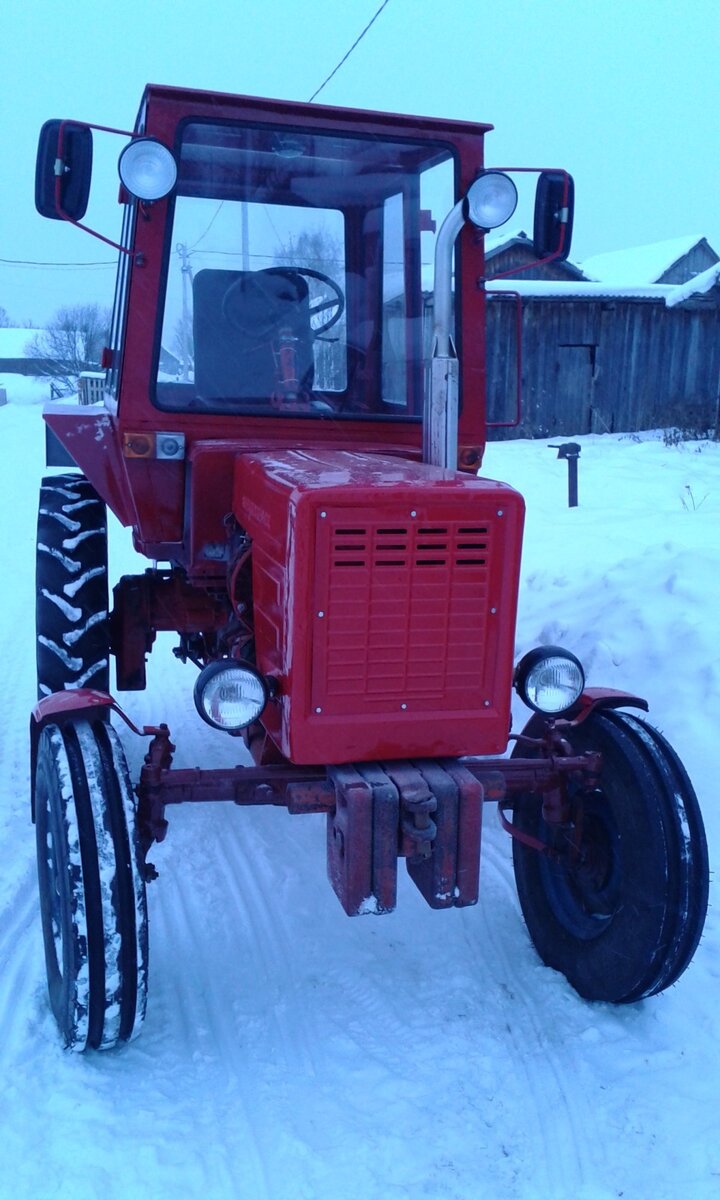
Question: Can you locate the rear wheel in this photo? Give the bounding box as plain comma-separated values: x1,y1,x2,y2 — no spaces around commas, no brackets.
511,709,708,1003
36,473,109,698
35,718,148,1050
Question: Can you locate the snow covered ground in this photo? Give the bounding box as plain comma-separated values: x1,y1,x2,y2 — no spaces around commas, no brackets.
0,397,718,1200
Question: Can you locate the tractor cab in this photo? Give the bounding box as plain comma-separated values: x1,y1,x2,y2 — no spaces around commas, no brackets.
38,87,569,571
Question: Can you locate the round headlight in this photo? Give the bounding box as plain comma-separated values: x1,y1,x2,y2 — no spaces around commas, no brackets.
193,661,269,732
514,646,585,715
118,137,177,202
464,171,518,231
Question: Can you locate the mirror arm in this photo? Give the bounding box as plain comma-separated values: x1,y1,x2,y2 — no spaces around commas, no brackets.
51,119,151,259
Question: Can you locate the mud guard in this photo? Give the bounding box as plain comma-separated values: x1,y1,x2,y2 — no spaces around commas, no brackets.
30,688,149,820
514,687,649,745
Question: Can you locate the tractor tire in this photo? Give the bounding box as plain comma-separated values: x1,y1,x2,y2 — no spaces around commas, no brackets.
511,709,708,1004
35,718,149,1050
36,473,109,699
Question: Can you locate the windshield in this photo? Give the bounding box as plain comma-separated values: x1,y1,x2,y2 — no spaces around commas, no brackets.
154,120,455,419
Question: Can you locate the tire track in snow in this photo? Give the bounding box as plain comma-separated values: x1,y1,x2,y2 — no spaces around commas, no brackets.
211,817,320,1078
0,869,43,1058
471,829,594,1195
148,850,275,1200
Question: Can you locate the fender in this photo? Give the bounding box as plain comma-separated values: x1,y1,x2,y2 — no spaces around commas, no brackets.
567,686,649,724
512,686,649,747
30,689,153,820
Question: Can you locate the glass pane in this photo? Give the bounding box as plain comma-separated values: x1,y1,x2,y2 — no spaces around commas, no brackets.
153,120,456,420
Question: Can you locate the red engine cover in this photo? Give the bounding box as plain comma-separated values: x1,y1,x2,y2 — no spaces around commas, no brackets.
234,450,524,765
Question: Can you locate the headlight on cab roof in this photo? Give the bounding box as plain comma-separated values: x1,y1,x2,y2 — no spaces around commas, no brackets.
193,660,270,732
464,170,518,231
514,645,585,715
118,137,177,202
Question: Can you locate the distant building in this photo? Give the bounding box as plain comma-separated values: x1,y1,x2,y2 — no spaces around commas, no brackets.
482,235,720,437
484,229,587,282
0,328,63,377
581,235,719,287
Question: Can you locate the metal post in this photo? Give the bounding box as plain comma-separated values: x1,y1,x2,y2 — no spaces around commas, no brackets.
549,442,581,507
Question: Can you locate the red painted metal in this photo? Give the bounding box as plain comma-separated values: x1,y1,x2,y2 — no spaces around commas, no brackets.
44,84,492,540
444,762,485,906
404,761,457,907
111,571,231,689
54,119,139,253
326,766,376,916
234,448,524,764
566,687,649,722
32,84,600,928
357,764,401,914
29,688,154,819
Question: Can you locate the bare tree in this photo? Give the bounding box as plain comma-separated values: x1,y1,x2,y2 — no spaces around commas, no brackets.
0,305,14,327
172,314,194,381
25,303,112,396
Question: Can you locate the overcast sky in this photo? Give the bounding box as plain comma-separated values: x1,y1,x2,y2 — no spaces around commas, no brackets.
2,0,718,325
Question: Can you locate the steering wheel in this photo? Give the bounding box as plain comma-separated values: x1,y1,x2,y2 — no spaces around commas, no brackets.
292,267,345,334
221,267,345,342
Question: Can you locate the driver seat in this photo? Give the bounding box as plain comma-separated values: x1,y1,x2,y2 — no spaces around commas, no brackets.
193,268,314,403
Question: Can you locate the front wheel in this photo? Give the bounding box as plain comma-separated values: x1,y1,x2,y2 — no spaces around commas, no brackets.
35,718,148,1050
511,709,708,1003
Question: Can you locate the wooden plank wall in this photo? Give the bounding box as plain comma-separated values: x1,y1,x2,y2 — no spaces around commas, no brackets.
485,296,720,439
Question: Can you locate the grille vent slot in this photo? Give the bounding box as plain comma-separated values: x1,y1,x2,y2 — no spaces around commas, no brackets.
330,522,490,569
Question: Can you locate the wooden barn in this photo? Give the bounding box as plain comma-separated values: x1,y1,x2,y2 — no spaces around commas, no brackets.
481,234,720,438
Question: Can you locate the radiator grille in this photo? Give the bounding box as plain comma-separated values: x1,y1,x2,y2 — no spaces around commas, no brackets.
313,515,494,710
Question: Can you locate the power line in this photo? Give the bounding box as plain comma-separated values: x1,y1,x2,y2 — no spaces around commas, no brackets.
6,10,393,273
0,256,114,269
308,0,392,103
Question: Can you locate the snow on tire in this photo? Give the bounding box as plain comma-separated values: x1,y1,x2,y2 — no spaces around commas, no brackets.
35,718,149,1051
511,709,709,1004
36,472,109,699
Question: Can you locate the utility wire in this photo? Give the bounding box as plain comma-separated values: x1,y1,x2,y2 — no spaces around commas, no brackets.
0,256,115,269
6,5,392,271
308,0,392,103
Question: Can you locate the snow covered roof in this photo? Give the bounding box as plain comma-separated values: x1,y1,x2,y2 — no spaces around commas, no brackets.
665,259,720,307
483,228,531,254
487,279,677,301
581,235,705,285
486,270,720,306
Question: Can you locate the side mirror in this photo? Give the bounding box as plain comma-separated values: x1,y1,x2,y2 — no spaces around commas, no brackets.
533,171,574,260
35,119,93,221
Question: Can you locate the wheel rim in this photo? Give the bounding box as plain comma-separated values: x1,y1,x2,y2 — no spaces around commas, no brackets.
539,792,623,941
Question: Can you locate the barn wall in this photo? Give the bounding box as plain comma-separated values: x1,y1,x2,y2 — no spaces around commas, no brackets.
657,241,718,284
484,296,720,439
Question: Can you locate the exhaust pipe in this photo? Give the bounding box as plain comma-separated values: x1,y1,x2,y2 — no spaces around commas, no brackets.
423,200,464,470
423,171,519,470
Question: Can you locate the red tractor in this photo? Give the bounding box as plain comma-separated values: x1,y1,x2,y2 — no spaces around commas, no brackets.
32,85,708,1051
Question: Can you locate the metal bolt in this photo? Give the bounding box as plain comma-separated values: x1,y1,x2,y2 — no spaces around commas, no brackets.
410,510,417,518
401,703,408,710
315,706,322,714
497,509,504,517
484,700,491,707
320,510,327,518
317,611,325,618
490,606,497,614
